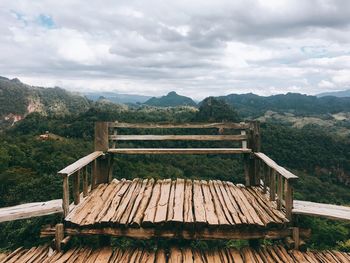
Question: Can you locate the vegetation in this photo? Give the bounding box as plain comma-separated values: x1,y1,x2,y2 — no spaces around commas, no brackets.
0,83,349,252
144,91,197,107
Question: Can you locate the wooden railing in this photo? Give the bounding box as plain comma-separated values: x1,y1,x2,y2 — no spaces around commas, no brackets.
254,152,298,220
58,151,104,217
58,121,299,221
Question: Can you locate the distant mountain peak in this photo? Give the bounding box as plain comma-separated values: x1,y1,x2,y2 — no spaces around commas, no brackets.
316,89,350,98
144,91,197,107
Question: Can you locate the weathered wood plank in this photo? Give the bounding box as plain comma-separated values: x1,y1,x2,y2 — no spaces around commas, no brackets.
171,178,185,223
154,179,172,224
41,226,311,241
192,180,206,225
293,200,350,221
108,148,252,154
108,122,250,129
110,134,247,141
0,199,63,223
255,152,298,180
58,151,104,177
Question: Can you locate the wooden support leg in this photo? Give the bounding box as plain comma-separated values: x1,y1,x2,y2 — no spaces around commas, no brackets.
55,223,64,251
292,227,300,250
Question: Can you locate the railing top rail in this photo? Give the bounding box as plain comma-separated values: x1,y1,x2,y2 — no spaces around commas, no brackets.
108,122,251,129
58,151,103,177
109,134,247,141
255,152,298,180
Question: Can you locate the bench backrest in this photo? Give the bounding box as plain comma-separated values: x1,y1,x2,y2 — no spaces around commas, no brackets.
94,121,261,154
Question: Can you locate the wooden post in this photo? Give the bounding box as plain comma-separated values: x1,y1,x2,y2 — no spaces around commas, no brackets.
244,154,250,186
95,155,110,184
94,122,109,151
277,174,283,210
247,121,261,186
263,164,268,194
92,160,97,189
94,122,111,184
269,169,276,201
241,130,247,148
108,154,114,182
62,175,69,217
285,180,293,221
292,227,300,250
72,171,80,205
83,166,88,197
55,223,64,251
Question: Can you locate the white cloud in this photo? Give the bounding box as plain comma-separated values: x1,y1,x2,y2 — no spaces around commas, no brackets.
0,0,349,99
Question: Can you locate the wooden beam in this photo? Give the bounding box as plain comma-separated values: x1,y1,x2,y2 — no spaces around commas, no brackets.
0,199,62,223
41,226,311,241
108,122,250,129
58,151,103,177
109,134,247,141
55,224,64,251
285,180,293,221
277,175,283,210
269,169,276,201
72,171,80,205
293,200,350,221
108,148,252,155
292,227,300,250
94,122,109,151
82,166,88,197
62,176,69,217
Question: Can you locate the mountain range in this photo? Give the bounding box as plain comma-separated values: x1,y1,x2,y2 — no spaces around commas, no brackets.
316,89,350,98
84,91,151,104
2,76,350,127
0,76,90,126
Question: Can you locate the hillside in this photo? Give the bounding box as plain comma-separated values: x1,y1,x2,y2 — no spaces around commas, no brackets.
217,92,350,116
0,76,90,127
317,89,350,98
144,91,197,107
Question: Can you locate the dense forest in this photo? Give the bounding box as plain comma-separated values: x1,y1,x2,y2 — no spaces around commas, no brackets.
0,98,349,252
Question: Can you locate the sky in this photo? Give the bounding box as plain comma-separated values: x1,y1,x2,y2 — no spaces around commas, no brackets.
0,0,350,99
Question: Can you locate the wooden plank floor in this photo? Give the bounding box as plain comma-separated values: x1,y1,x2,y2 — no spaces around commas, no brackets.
293,200,350,221
2,245,350,263
65,178,289,228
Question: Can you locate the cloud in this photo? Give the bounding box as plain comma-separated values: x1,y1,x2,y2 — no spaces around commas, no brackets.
0,0,349,99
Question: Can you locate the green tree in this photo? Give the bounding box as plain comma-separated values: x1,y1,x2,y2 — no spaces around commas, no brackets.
194,97,239,122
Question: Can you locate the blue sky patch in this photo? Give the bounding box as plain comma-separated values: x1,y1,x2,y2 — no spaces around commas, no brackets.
37,14,55,29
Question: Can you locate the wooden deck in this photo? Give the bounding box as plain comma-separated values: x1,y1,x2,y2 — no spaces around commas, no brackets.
2,245,350,263
65,178,289,231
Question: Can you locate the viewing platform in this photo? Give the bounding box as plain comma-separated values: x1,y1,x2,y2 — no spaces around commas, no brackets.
2,120,350,260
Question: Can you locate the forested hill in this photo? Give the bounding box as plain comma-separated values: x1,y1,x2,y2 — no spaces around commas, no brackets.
217,93,350,116
0,76,90,126
144,91,197,107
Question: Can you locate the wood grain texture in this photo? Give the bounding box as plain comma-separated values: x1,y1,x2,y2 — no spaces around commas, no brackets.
58,151,103,177
64,178,290,229
108,122,250,129
4,245,350,263
109,134,247,141
108,148,252,154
